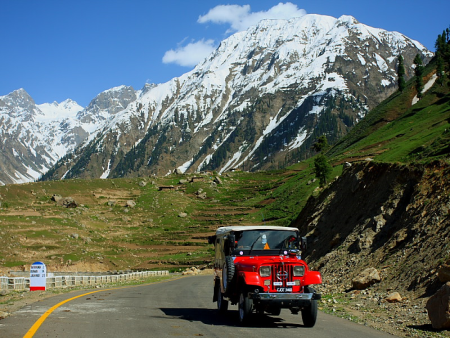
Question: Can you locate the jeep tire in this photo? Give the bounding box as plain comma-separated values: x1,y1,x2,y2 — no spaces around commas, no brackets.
215,281,228,312
222,256,235,294
301,286,318,327
238,288,253,324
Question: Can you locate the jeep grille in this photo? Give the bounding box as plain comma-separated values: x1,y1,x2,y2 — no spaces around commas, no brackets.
271,264,293,286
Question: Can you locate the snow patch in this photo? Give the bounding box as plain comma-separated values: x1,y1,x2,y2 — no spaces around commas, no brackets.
288,128,308,150
100,159,111,179
412,74,437,105
177,159,193,173
61,169,70,180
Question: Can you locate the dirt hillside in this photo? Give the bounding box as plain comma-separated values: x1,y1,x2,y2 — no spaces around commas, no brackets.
292,160,450,337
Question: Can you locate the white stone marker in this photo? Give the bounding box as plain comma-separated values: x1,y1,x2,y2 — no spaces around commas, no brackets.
30,261,46,291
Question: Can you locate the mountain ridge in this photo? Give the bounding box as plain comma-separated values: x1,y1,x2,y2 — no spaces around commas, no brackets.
0,14,432,184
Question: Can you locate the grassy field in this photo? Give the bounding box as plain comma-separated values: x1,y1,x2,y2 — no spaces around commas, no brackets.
0,170,324,273
329,61,450,165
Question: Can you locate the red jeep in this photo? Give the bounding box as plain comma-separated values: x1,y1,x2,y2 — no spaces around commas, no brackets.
208,225,322,326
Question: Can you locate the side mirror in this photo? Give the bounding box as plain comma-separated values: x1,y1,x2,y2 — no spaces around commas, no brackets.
208,235,216,245
229,234,236,249
301,236,307,252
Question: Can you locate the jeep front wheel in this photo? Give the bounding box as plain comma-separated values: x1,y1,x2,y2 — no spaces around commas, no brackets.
238,289,253,324
301,286,318,327
222,256,235,294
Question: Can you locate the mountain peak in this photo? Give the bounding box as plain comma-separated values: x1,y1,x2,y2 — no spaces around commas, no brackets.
37,99,83,121
336,14,359,25
2,87,33,102
13,88,28,95
0,88,36,116
76,85,137,123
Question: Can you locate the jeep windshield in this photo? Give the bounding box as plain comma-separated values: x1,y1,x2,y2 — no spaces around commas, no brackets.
231,229,299,256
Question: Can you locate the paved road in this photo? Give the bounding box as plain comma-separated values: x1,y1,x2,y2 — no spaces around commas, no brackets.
0,275,396,337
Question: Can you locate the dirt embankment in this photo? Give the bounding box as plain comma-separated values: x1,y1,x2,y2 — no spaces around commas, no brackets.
292,160,450,337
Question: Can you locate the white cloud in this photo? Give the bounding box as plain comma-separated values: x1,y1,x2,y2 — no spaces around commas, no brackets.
197,4,251,29
162,2,306,67
198,2,306,32
162,39,217,67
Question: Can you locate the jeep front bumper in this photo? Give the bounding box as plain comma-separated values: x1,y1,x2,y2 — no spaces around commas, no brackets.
249,291,321,307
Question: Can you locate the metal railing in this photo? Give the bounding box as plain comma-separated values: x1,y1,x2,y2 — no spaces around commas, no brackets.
0,270,169,291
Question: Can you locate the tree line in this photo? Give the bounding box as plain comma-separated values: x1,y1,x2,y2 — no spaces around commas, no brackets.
397,27,450,97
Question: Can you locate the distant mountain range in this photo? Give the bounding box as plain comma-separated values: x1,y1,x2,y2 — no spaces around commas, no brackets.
0,14,433,185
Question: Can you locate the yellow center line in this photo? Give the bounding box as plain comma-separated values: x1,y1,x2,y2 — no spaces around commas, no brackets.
23,275,186,338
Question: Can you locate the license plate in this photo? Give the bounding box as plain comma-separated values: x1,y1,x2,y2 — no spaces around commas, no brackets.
276,287,292,292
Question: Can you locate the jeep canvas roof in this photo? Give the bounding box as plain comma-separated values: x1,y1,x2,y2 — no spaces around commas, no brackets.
215,225,298,235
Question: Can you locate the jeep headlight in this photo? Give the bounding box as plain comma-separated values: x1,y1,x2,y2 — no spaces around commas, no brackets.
293,265,305,276
259,266,271,277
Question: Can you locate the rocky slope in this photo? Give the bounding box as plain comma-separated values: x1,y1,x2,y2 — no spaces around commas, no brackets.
292,160,450,336
40,14,432,181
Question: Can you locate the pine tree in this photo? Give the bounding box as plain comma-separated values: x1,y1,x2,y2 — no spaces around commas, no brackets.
446,28,450,69
313,134,332,187
435,28,450,85
312,135,329,153
436,52,445,86
397,55,406,92
413,54,424,99
314,154,332,187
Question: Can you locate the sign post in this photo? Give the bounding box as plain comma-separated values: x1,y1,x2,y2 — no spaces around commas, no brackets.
30,261,46,291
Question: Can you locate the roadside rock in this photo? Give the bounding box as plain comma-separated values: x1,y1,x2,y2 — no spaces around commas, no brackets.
438,264,450,283
195,188,207,199
426,282,450,329
60,197,78,208
178,212,188,218
352,267,381,290
385,292,402,303
182,267,200,275
51,194,63,203
197,192,207,199
138,181,147,187
356,228,376,251
126,200,136,208
213,176,222,185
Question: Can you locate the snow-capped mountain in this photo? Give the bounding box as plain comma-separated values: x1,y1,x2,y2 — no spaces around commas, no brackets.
2,14,433,184
0,86,136,185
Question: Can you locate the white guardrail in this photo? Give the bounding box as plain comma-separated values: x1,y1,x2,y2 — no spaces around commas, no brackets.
0,271,169,291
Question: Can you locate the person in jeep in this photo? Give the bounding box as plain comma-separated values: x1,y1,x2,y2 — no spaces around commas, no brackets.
208,225,322,326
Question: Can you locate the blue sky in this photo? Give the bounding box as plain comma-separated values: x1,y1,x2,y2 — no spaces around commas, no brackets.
1,0,449,107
